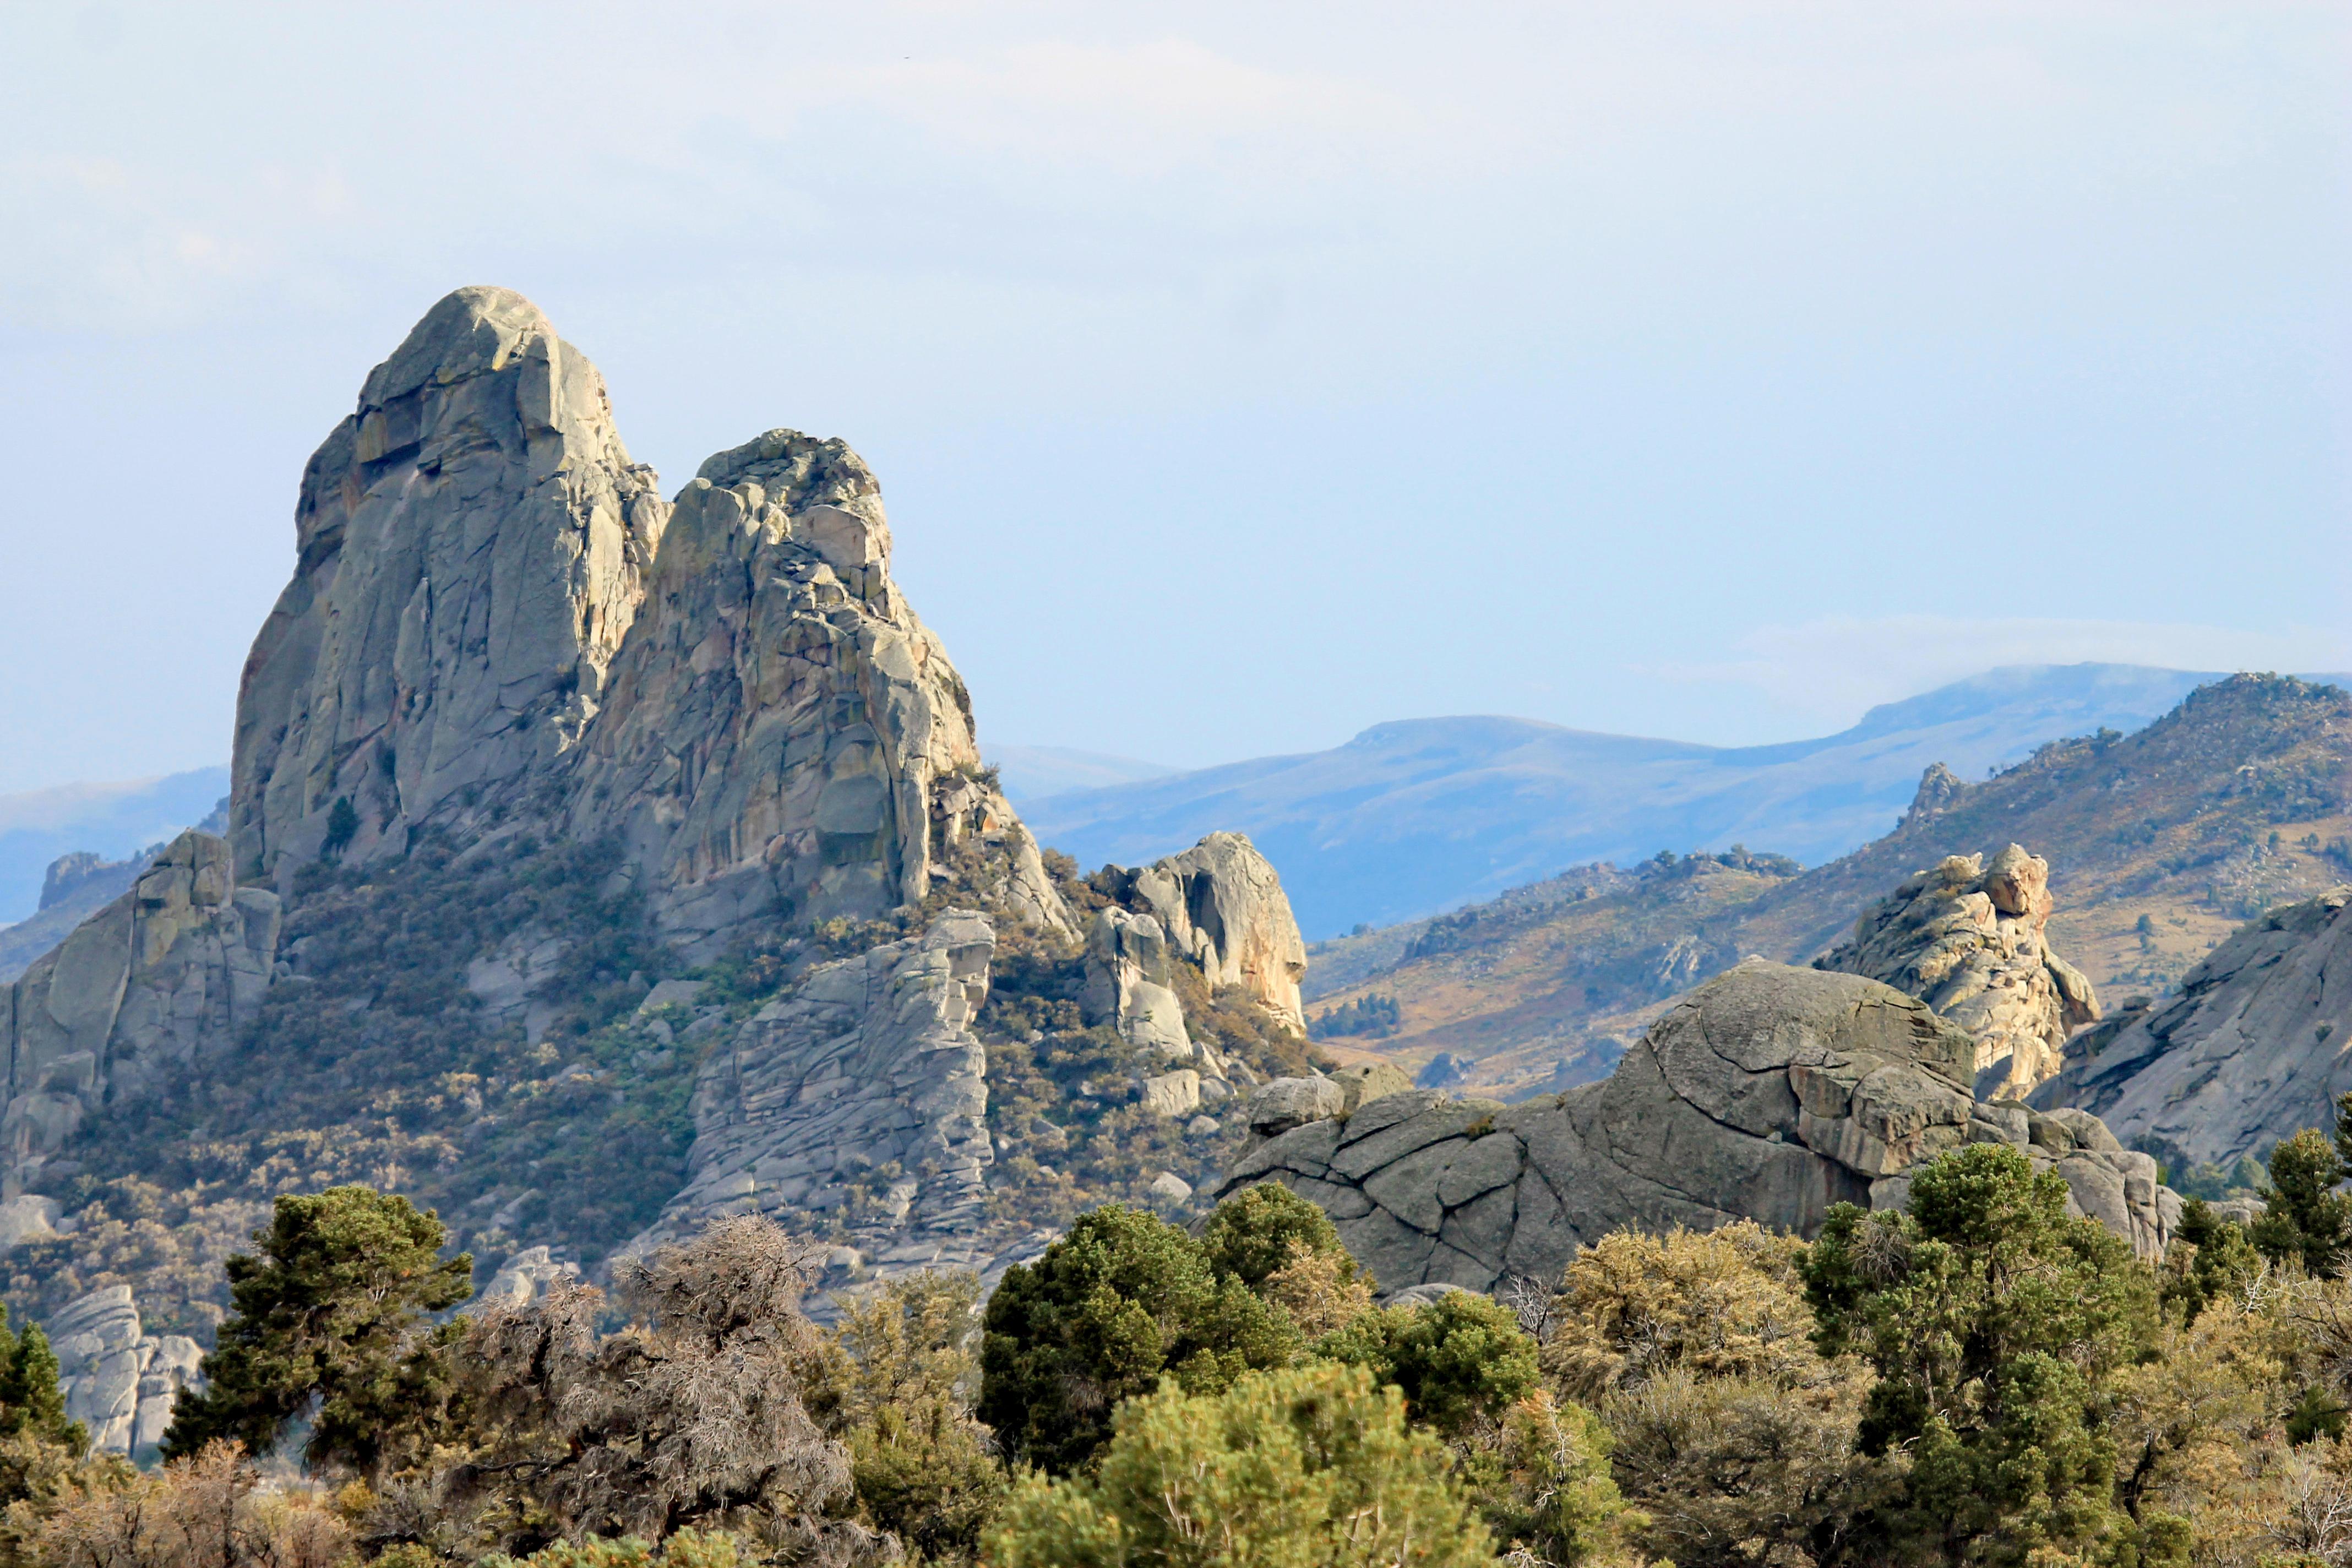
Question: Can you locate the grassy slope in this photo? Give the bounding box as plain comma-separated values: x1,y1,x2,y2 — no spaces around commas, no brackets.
1306,676,2352,1101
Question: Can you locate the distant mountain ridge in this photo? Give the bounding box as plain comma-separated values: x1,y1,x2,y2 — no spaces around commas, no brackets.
1022,663,2231,938
1299,673,2352,1103
0,767,228,925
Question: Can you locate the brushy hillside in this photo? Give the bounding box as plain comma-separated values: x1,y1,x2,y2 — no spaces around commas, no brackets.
6,824,1312,1340
1308,674,2352,1098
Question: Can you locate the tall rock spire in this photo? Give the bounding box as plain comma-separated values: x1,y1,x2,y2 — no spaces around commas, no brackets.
231,286,668,883
567,429,1072,946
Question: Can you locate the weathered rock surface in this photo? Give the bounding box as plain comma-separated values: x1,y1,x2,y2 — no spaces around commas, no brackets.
3,832,279,1190
1080,908,1193,1059
627,913,1032,1283
233,286,667,884
1221,962,2174,1298
47,1286,203,1455
1816,844,2098,1098
1094,835,1306,1030
2031,887,2352,1168
565,430,1069,946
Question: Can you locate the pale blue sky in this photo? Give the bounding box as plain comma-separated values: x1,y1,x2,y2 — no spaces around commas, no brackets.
2,2,2346,793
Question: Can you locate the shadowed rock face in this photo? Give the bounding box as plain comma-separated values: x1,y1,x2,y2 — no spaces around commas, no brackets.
3,832,279,1191
1221,962,2174,1299
233,286,668,885
2032,887,2352,1168
1816,843,2098,1099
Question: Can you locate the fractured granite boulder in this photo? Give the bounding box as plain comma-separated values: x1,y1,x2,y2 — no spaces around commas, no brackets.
1091,833,1308,1030
625,912,1026,1281
1816,843,2098,1098
1220,961,2174,1300
47,1285,203,1455
2031,886,2352,1168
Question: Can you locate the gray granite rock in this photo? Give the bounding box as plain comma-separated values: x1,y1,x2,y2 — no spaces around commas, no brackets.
1096,834,1308,1029
3,832,279,1189
2032,887,2352,1168
1816,845,2098,1098
47,1286,203,1455
563,429,1071,949
233,286,667,886
623,913,1041,1290
1081,908,1193,1059
1221,961,2175,1299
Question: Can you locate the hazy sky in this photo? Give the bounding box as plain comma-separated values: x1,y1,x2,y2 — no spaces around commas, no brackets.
3,1,2346,794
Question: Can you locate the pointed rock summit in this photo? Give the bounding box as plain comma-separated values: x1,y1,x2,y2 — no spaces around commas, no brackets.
1815,843,2098,1098
233,285,667,881
567,428,1069,944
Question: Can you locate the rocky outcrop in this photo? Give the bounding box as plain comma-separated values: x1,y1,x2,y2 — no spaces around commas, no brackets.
233,286,667,884
1816,845,2097,1098
2,832,279,1190
1080,908,1194,1059
47,1286,203,1455
1093,834,1308,1029
1902,761,1966,825
627,913,1042,1284
2031,888,2352,1168
564,431,1069,946
1221,962,2174,1299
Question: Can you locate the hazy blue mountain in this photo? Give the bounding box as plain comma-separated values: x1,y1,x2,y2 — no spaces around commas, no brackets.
1020,664,2223,938
987,744,1176,801
0,766,229,924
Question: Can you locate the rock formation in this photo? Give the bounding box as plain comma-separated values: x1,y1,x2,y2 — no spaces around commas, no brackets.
2031,887,2352,1168
625,913,1047,1286
1092,834,1308,1029
2,832,279,1191
1815,844,2097,1098
233,286,667,884
1221,962,2174,1299
47,1285,203,1455
1081,907,1194,1059
564,430,1069,946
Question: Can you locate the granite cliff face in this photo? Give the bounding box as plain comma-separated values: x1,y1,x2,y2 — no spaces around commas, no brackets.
623,913,1050,1289
1816,844,2098,1099
1091,834,1306,1029
9,286,1303,1334
233,287,666,884
48,1284,204,1455
2,832,279,1192
1221,962,2174,1299
564,430,1068,947
2031,887,2352,1168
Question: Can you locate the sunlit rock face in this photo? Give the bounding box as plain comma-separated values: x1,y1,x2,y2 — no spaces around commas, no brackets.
1816,843,2098,1098
564,429,1071,948
233,285,668,885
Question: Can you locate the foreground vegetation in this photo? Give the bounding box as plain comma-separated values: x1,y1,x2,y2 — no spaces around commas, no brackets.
29,1104,2352,1565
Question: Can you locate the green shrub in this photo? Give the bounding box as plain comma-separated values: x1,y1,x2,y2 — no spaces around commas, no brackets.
1314,1291,1538,1439
986,1361,1493,1567
978,1206,1300,1474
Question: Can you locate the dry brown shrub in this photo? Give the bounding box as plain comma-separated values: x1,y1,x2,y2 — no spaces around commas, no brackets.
1263,1240,1376,1338
18,1442,347,1568
1544,1222,1819,1400
437,1217,886,1564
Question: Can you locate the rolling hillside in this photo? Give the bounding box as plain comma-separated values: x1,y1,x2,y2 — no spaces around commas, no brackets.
1023,663,2222,937
1302,674,2352,1099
